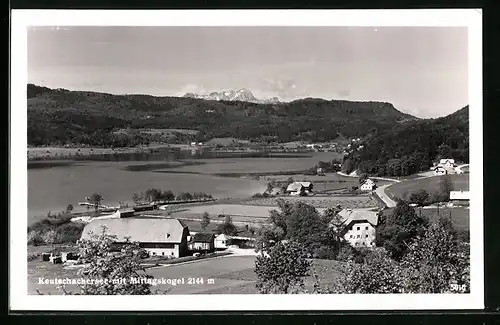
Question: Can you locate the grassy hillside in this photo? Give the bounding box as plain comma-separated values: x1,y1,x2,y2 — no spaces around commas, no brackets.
27,84,416,147
342,106,469,177
385,174,469,201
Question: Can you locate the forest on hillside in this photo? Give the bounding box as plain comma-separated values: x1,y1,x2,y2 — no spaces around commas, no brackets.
27,84,416,147
341,106,469,177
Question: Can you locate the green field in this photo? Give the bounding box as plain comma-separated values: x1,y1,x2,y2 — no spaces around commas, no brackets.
382,206,470,233
385,174,469,201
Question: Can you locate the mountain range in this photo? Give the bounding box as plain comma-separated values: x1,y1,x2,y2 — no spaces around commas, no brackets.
28,83,423,148
183,88,280,104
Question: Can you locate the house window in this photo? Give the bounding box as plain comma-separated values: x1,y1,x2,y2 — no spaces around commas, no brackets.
357,235,360,239
162,252,165,256
152,252,156,256
349,235,353,239
365,226,368,230
357,227,360,231
171,252,174,256
362,242,365,246
365,235,368,238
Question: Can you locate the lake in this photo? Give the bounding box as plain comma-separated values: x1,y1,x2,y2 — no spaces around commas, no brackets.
27,151,341,223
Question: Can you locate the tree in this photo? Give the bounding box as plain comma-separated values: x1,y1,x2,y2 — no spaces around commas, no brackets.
59,226,156,295
66,204,74,213
342,158,356,174
358,173,368,185
177,192,193,201
399,216,470,293
438,175,454,202
437,143,453,160
334,248,405,293
216,215,238,236
286,177,294,185
165,190,176,201
375,200,428,260
148,189,162,202
254,241,312,294
132,192,144,205
409,189,430,207
200,212,211,230
258,200,342,259
266,182,274,193
89,193,103,211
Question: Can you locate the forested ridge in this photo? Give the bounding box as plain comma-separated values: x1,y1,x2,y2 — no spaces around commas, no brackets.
27,84,416,146
341,105,469,177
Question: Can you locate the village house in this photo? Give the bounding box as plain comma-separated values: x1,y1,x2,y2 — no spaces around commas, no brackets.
439,158,455,168
215,233,231,250
360,179,376,191
431,158,457,175
449,191,470,206
187,232,215,253
80,218,190,258
286,181,313,196
334,208,379,248
214,233,257,250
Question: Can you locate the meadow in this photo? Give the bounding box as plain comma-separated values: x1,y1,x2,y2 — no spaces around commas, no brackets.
243,196,378,209
381,206,470,233
385,174,470,201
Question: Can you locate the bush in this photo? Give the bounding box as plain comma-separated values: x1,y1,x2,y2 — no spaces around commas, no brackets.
41,229,62,244
55,222,85,243
28,230,45,246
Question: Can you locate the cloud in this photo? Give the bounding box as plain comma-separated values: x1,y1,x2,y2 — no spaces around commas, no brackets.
263,76,304,100
177,83,208,96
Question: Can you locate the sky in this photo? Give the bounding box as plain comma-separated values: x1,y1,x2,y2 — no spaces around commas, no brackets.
28,26,468,118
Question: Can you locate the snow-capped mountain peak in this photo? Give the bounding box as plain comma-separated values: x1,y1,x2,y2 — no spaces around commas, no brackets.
183,88,279,104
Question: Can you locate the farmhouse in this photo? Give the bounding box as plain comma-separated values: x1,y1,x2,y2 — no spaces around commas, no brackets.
286,182,313,196
81,218,190,258
215,233,231,250
187,232,215,253
450,191,470,206
360,179,376,191
335,209,379,248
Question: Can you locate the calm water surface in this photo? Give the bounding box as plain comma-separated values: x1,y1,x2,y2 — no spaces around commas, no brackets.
27,151,340,222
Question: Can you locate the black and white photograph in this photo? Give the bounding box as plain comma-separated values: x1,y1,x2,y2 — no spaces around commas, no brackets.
10,9,483,311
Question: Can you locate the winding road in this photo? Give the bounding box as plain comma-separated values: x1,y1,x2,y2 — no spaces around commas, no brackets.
375,184,398,208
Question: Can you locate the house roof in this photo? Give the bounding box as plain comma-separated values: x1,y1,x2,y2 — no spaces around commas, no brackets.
337,209,379,227
440,159,455,164
450,191,470,201
191,232,215,243
81,218,187,243
286,182,303,192
361,179,375,186
286,181,312,192
118,208,135,214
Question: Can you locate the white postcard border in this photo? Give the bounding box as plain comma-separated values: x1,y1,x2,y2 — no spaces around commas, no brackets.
10,9,483,311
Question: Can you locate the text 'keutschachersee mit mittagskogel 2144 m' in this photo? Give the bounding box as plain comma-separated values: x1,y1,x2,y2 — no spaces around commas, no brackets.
37,277,208,286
